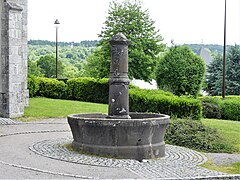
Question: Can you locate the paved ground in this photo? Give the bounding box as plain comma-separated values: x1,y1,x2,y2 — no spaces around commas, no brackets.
0,118,239,179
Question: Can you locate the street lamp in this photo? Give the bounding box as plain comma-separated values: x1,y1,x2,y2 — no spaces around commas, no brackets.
54,19,60,79
222,0,227,98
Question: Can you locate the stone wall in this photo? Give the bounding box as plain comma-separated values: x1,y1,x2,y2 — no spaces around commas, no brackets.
0,0,29,118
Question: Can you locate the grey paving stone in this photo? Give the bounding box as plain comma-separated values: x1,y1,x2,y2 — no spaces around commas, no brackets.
29,137,227,179
0,118,21,125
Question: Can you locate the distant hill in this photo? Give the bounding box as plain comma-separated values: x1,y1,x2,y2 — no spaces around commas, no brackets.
28,40,229,54
28,40,99,47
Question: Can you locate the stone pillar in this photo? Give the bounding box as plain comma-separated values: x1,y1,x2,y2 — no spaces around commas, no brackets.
0,0,29,118
108,33,130,119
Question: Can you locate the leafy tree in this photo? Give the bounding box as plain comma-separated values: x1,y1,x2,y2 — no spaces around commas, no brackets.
156,45,206,97
84,47,110,78
28,59,43,77
206,45,240,95
37,55,64,78
85,0,165,82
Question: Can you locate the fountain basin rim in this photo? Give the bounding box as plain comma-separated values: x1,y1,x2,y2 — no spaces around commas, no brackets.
68,112,170,126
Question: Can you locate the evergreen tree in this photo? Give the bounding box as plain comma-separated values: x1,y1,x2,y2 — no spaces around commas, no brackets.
205,53,223,96
206,45,240,95
226,45,240,95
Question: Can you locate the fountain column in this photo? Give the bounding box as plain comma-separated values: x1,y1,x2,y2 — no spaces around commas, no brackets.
108,33,130,119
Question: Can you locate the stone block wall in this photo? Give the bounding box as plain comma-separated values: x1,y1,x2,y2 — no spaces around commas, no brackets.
0,0,29,118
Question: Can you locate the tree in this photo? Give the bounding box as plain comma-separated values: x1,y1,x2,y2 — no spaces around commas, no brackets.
156,45,206,97
206,45,240,95
85,0,165,82
205,53,223,96
28,58,43,77
37,55,64,78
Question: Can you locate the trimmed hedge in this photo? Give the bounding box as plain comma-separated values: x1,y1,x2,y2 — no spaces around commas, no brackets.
37,77,66,99
28,76,40,98
66,77,109,104
129,89,202,120
200,96,240,121
28,76,202,120
221,99,240,121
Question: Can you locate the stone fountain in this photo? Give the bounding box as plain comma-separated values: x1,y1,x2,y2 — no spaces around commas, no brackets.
68,33,170,160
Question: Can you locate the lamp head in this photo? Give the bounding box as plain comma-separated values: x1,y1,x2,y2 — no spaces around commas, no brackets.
54,19,60,28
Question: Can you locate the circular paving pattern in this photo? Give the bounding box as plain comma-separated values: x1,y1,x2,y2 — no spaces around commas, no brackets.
30,138,227,179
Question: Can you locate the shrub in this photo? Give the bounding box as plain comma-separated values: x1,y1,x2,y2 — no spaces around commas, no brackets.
201,97,222,119
156,45,206,97
37,77,66,99
200,96,240,121
165,119,235,153
28,76,40,98
220,99,240,121
129,89,202,120
66,77,109,104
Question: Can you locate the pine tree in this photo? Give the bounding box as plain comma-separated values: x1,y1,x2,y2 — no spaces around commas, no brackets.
206,45,240,95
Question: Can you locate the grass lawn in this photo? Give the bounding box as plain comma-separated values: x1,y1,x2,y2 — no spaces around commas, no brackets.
202,118,240,152
22,97,107,121
201,161,240,174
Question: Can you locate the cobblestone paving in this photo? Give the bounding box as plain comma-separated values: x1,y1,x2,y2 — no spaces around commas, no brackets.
30,138,227,179
0,118,21,125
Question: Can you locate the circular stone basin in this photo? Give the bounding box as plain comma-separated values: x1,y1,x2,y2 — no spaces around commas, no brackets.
67,113,170,160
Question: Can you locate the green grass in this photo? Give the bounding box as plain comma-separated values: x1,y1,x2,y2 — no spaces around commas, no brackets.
202,118,240,152
201,161,240,174
21,97,107,121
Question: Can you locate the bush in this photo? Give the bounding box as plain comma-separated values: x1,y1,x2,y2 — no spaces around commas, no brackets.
201,97,222,119
129,89,202,120
165,119,235,153
200,96,240,121
37,77,66,99
220,99,240,121
66,77,109,104
156,45,206,97
28,76,40,97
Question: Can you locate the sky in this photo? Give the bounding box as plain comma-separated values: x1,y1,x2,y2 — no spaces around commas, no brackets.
28,0,240,45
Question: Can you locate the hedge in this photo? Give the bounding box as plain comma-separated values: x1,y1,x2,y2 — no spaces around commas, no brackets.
28,76,202,120
129,89,202,120
37,77,66,99
200,96,240,121
66,77,109,104
28,76,40,97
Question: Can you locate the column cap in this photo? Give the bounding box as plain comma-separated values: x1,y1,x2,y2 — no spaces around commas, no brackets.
110,33,130,45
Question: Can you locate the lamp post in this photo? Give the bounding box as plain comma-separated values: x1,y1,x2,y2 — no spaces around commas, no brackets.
54,19,60,79
222,0,227,99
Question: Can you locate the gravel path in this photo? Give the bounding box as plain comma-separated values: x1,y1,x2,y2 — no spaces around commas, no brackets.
207,153,240,166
